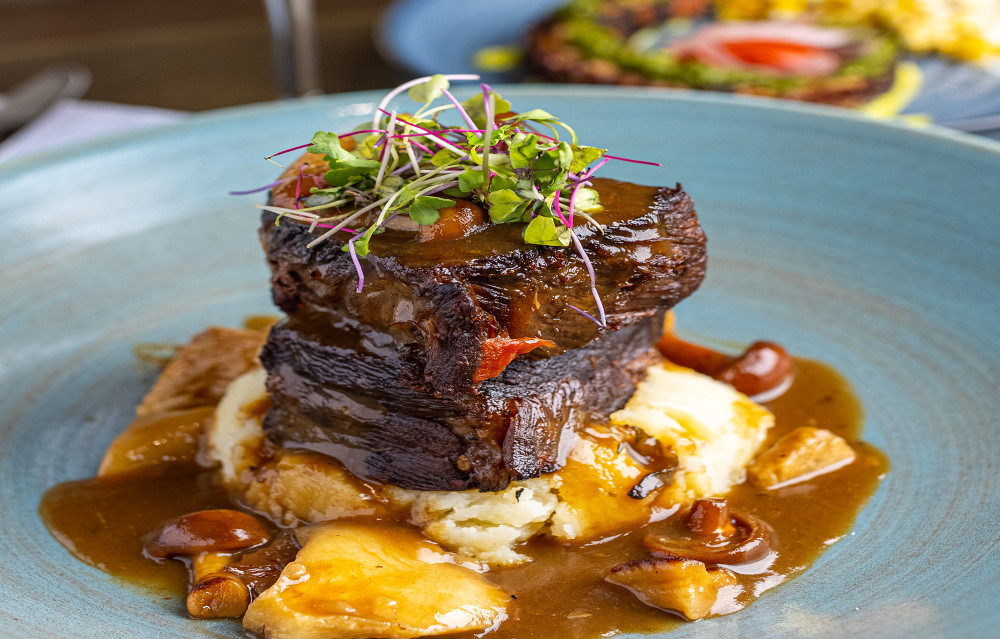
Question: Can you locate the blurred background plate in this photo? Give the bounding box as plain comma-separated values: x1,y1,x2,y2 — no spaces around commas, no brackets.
1,86,998,638
379,0,1000,132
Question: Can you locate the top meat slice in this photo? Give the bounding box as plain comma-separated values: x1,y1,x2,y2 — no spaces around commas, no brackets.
262,177,706,395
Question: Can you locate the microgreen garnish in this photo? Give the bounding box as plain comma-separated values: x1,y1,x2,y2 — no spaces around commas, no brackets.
239,74,662,326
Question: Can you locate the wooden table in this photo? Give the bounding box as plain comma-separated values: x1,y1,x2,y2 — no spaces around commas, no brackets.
0,0,405,111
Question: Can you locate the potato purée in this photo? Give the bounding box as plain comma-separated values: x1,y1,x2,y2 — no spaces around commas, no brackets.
208,363,774,567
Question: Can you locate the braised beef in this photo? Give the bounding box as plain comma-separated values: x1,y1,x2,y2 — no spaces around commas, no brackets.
261,308,661,491
258,178,707,490
262,178,706,395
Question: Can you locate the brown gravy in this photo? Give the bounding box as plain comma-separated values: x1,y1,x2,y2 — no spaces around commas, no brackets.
39,357,886,637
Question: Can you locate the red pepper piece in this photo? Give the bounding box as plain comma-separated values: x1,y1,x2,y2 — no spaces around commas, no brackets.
473,337,556,384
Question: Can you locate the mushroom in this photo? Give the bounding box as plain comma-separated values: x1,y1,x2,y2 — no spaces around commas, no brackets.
644,499,773,565
187,553,250,619
144,509,273,619
656,312,792,398
144,509,271,558
748,426,857,489
187,533,301,619
605,557,738,620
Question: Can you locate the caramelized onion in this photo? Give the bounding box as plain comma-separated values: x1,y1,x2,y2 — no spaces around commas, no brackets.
644,499,773,565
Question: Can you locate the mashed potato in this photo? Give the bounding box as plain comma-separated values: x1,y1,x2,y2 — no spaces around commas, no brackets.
208,361,773,566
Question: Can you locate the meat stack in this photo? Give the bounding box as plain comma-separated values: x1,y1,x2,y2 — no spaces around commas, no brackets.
259,176,707,491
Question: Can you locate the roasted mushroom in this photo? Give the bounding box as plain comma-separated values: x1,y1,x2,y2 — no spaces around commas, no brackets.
644,499,773,565
657,312,793,398
605,557,738,620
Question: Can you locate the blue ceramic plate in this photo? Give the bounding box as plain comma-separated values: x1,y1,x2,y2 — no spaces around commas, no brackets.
379,0,1000,133
1,86,998,638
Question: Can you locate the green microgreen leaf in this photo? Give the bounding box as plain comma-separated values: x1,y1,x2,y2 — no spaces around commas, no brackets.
346,224,383,257
430,148,458,167
408,74,450,106
408,195,453,225
308,131,381,187
572,187,603,213
487,189,526,224
489,174,517,193
458,166,485,192
569,145,607,173
507,109,558,123
375,175,404,198
508,132,539,169
524,215,572,247
394,185,417,208
531,142,573,193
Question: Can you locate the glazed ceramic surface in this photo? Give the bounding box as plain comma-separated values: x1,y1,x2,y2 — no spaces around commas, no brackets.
1,86,998,638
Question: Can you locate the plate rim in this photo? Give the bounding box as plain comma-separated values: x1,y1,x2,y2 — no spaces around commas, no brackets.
5,79,999,639
4,84,999,180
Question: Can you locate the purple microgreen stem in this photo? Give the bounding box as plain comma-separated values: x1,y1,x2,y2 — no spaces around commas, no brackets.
293,163,307,209
347,237,365,292
604,155,662,166
306,193,395,247
568,180,592,226
580,157,611,181
481,91,495,189
372,73,480,130
441,88,477,129
551,190,570,228
567,304,604,326
480,83,493,117
264,142,311,166
373,111,398,192
229,177,293,195
342,129,385,138
569,229,607,327
409,139,433,154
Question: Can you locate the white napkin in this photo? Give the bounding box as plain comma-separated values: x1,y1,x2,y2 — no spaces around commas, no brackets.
0,99,185,163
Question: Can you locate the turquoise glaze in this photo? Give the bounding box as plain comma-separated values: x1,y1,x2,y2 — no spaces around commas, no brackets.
1,87,998,638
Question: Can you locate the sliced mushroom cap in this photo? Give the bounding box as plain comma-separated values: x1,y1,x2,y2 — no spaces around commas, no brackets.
605,557,738,621
644,499,773,565
145,509,271,558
